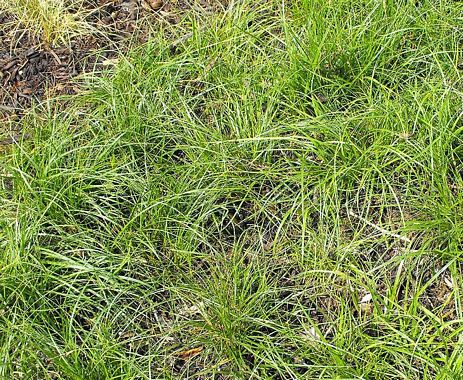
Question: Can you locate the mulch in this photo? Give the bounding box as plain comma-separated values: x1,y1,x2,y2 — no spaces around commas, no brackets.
0,0,224,124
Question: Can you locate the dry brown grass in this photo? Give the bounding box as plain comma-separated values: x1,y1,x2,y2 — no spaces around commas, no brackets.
0,0,92,46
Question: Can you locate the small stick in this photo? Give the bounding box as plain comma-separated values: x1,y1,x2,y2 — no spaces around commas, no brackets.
348,210,411,243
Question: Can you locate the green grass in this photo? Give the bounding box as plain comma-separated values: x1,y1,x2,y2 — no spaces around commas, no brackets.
2,0,463,378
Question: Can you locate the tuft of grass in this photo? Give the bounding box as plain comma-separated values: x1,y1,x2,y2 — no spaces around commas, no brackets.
2,0,463,378
1,0,92,46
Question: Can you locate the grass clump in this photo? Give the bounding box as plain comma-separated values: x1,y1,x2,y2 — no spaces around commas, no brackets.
2,0,463,378
1,0,92,46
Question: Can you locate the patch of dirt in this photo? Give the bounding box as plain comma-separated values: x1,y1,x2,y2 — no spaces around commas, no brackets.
0,0,226,126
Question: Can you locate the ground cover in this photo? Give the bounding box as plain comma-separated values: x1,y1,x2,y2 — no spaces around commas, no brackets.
1,0,463,378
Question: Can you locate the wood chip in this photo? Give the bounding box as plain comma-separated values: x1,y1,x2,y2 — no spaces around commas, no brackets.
175,346,203,359
359,293,372,304
142,0,163,11
3,59,18,71
102,58,120,66
444,276,454,289
301,326,321,345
